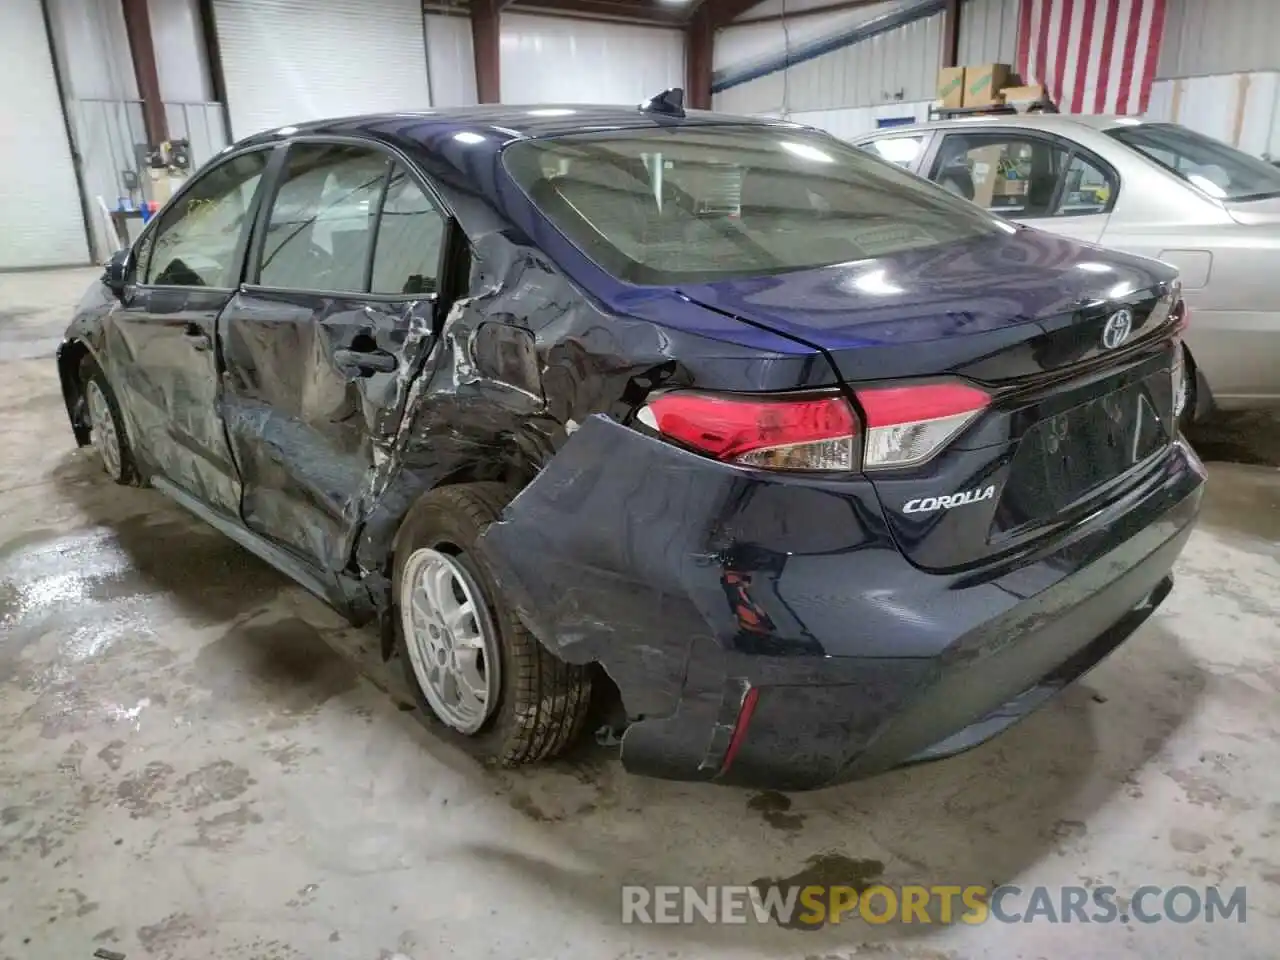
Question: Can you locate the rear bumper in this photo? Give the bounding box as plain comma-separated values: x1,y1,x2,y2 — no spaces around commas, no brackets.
478,417,1205,790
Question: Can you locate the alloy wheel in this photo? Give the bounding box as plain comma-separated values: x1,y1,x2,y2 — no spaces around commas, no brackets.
400,547,500,734
85,380,123,480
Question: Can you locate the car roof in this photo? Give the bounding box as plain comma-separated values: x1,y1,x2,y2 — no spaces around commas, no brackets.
856,113,1159,138
233,104,801,153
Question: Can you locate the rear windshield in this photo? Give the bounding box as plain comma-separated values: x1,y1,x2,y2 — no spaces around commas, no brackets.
503,125,1002,284
1108,122,1280,202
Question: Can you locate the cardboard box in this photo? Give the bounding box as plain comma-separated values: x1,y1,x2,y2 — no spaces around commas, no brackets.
1002,83,1046,105
967,144,1006,208
964,63,1014,107
937,66,966,109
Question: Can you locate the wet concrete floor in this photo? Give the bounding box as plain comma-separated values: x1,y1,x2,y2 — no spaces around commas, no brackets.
0,268,1277,959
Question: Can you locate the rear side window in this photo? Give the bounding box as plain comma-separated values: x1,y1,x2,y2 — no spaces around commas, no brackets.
503,126,1001,285
258,144,390,292
930,133,1114,218
1108,121,1280,202
370,164,446,296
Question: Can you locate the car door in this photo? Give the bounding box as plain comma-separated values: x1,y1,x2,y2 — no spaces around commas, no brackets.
925,130,1117,244
217,139,450,572
107,147,271,517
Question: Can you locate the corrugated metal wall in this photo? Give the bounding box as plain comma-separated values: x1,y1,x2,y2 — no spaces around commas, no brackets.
714,7,944,116
788,99,936,138
1157,0,1280,79
424,13,476,107
499,14,684,105
957,0,1019,66
1147,73,1280,159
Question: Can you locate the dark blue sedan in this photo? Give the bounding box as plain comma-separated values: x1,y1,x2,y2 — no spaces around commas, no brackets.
55,95,1204,789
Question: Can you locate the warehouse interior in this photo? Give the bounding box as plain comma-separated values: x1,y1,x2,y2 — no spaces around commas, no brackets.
2,0,1279,958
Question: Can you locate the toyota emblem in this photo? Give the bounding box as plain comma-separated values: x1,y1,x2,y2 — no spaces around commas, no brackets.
1102,308,1133,350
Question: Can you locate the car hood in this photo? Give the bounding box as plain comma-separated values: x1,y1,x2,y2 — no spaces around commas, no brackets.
675,226,1176,356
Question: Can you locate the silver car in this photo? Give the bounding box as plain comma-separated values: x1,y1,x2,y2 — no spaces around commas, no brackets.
853,115,1280,421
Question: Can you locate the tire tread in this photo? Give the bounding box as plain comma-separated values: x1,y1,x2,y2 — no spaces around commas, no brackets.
394,482,592,766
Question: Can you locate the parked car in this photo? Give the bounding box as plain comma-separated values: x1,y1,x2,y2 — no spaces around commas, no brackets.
854,115,1280,425
58,101,1204,789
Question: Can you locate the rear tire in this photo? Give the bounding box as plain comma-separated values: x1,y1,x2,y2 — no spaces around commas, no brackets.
79,358,138,485
391,482,593,765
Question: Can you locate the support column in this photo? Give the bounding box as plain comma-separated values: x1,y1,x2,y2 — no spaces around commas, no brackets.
471,0,501,104
942,0,961,68
121,0,167,143
686,7,714,111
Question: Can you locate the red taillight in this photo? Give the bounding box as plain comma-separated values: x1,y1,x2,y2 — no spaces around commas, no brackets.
637,382,989,472
856,382,990,470
719,687,759,775
637,392,858,471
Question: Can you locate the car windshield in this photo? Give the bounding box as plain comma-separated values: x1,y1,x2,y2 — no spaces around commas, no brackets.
1108,122,1280,202
503,125,1002,284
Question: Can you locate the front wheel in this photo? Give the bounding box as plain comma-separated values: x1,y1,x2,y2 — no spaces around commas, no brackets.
80,360,137,485
391,483,593,765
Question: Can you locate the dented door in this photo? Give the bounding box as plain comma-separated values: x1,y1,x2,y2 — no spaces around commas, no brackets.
218,142,448,572
110,148,271,517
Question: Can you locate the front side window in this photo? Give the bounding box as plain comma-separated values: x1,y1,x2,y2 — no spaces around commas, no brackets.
370,164,445,296
258,144,390,292
1108,122,1280,202
503,126,1001,285
862,135,927,169
146,150,268,287
931,134,1114,219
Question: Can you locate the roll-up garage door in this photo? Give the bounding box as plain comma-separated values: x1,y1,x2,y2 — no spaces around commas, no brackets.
212,0,432,140
0,0,89,268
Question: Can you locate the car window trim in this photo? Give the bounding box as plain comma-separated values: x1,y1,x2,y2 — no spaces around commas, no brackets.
131,143,278,294
243,133,453,303
927,128,1121,220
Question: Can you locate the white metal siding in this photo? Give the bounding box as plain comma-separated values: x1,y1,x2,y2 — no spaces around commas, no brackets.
149,0,213,102
0,0,89,268
1158,0,1280,79
45,0,138,100
714,11,943,116
1147,72,1280,160
714,2,904,73
424,14,476,107
790,99,936,139
958,0,1019,66
212,0,431,139
499,14,684,105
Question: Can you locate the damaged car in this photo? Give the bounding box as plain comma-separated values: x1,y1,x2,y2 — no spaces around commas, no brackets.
58,97,1205,789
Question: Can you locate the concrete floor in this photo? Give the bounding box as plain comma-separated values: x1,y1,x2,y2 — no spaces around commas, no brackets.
1,268,1278,960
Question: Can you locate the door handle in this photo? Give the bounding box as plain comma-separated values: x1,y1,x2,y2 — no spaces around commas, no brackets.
334,347,398,376
182,323,211,351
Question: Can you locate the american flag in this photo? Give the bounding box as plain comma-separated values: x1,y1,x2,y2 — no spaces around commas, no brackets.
1016,0,1167,115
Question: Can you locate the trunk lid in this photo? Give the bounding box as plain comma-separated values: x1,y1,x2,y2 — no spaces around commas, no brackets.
678,228,1182,571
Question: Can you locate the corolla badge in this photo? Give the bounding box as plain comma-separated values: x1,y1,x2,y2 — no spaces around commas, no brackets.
903,485,996,514
1101,308,1133,350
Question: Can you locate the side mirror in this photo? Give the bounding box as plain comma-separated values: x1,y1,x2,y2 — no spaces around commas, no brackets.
102,248,132,297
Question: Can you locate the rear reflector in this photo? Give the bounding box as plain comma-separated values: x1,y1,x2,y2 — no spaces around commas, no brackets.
856,382,990,469
637,393,858,471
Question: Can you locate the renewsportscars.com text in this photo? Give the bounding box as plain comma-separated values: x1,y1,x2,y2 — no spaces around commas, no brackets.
621,884,1247,926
